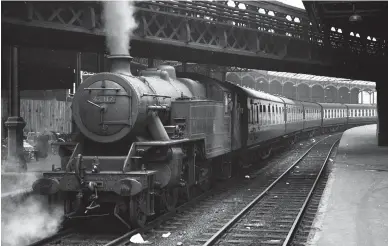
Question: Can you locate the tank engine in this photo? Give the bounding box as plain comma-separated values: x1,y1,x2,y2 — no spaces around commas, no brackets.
32,55,228,228
32,54,377,229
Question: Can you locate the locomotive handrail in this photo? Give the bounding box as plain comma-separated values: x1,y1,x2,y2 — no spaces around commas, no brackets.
65,143,81,172
84,88,120,91
123,143,137,173
142,93,172,99
135,138,202,146
123,138,205,172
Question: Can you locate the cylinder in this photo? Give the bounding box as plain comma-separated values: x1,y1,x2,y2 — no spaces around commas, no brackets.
148,112,170,141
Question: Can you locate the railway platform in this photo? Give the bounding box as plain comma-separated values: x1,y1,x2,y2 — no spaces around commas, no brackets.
307,124,388,246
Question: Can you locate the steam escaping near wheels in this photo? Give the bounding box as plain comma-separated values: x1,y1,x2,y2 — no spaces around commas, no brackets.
102,0,138,55
1,172,63,246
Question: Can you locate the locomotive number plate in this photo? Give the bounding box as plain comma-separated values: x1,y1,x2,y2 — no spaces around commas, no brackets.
91,96,116,103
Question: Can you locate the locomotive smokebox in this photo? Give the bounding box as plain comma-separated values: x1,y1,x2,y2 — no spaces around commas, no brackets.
107,55,133,76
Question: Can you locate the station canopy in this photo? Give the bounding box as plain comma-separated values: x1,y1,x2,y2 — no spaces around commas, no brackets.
266,71,376,86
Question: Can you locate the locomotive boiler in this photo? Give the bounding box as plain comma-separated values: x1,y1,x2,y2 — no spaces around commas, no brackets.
32,55,232,228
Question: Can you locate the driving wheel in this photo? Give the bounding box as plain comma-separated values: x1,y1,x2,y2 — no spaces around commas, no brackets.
162,188,179,212
129,194,147,228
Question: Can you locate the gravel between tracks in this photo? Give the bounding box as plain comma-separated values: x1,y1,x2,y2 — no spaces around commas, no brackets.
139,135,329,246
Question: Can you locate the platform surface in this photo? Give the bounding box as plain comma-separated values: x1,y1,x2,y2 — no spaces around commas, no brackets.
308,124,388,246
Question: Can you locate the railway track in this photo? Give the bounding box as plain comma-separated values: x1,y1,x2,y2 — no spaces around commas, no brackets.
24,134,334,246
26,179,233,246
199,134,340,246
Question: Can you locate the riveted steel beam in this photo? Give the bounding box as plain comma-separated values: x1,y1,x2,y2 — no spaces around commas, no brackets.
2,1,387,80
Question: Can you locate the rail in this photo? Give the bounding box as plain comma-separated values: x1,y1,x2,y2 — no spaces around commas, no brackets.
203,134,340,246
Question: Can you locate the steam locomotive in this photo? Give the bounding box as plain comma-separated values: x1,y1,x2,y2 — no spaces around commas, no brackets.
32,55,377,229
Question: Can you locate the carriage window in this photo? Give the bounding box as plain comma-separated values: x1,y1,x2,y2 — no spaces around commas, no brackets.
268,105,272,124
248,108,252,123
256,105,259,123
253,105,256,123
272,106,275,124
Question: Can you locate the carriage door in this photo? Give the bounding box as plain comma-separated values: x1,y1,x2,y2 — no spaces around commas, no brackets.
231,92,242,150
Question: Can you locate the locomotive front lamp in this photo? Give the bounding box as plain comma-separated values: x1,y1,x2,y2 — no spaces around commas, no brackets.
349,4,362,23
349,14,362,23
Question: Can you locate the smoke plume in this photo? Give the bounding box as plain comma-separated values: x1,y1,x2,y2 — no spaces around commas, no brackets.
103,0,138,55
1,171,63,246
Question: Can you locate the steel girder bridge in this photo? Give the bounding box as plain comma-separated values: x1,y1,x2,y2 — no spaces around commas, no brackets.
2,1,387,82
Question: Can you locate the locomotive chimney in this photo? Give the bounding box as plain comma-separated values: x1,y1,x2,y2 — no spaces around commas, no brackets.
107,55,133,76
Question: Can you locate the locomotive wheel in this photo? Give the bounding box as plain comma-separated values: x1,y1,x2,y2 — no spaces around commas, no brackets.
259,147,272,160
129,194,147,228
288,136,296,146
162,188,179,212
219,161,232,180
64,199,73,214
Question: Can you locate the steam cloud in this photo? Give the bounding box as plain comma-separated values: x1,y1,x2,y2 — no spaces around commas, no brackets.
1,172,63,246
103,0,138,55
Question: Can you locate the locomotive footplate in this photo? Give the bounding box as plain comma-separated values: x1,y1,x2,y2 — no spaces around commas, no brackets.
32,171,157,197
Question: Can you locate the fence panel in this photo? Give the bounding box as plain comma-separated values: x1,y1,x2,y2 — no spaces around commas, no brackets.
2,99,72,134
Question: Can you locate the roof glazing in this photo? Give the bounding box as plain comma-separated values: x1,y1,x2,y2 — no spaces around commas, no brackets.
267,71,376,86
